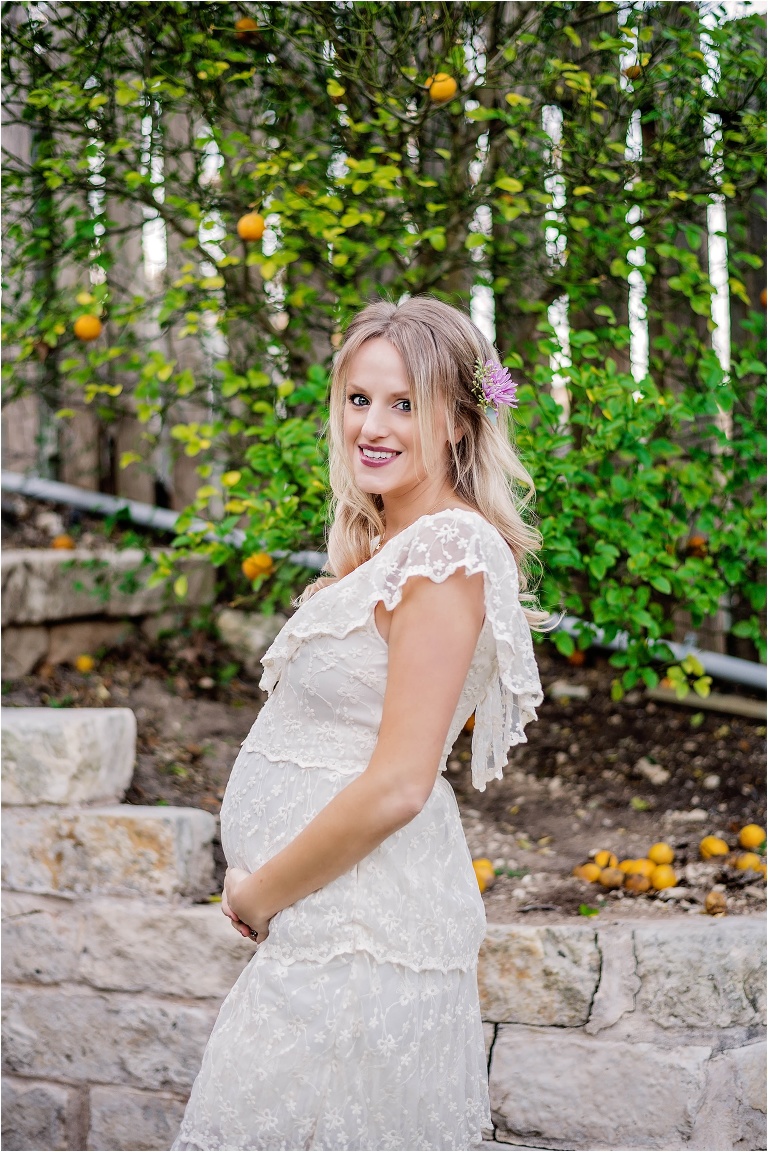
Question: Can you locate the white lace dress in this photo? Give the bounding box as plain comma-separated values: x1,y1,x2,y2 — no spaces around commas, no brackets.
172,509,542,1152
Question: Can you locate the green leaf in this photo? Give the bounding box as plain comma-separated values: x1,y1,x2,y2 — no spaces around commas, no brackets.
578,904,599,917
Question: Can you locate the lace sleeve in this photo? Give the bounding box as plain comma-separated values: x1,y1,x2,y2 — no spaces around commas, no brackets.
377,512,543,791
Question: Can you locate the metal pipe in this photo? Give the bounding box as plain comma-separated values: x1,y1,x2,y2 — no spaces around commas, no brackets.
1,470,328,571
4,470,764,690
553,615,766,692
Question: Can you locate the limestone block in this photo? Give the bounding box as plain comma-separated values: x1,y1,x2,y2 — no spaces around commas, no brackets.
78,899,256,998
2,707,136,806
585,924,641,1034
87,1086,186,1152
2,986,217,1092
1,892,80,985
1,804,215,899
47,619,134,665
634,917,766,1030
688,1041,767,1151
478,923,600,1026
217,608,287,676
1,549,215,626
2,1076,84,1152
490,1025,711,1150
1,625,49,679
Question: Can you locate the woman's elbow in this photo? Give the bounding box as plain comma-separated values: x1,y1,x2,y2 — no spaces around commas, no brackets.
384,782,433,829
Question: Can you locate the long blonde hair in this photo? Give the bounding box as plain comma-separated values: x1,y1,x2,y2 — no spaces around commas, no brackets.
324,295,546,626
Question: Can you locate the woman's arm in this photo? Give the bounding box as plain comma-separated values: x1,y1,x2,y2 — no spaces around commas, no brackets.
226,568,485,938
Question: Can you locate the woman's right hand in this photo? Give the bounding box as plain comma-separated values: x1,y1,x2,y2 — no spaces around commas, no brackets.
222,885,254,939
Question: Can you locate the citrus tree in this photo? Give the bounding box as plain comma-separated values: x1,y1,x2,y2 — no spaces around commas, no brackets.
2,1,765,688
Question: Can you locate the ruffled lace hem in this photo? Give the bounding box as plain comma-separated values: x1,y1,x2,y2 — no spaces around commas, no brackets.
260,509,542,791
255,936,479,975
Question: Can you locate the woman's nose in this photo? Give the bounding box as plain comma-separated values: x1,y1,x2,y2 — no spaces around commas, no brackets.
361,402,390,439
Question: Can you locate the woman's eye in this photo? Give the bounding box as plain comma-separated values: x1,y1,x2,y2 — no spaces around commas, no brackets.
394,399,411,412
348,393,369,407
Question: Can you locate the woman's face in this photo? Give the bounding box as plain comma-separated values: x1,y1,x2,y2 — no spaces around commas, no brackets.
343,337,443,499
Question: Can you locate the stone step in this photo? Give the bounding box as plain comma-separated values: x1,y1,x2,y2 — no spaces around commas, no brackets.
2,707,136,806
1,805,216,900
2,893,256,999
1,548,215,627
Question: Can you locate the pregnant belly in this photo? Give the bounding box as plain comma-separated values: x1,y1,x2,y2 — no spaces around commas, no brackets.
220,749,486,972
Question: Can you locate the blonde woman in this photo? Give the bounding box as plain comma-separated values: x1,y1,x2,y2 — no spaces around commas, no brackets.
173,296,544,1152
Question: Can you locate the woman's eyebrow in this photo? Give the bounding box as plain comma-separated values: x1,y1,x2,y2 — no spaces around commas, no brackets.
346,381,410,398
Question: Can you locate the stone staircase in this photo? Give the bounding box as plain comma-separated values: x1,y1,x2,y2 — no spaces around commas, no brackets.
1,705,255,1151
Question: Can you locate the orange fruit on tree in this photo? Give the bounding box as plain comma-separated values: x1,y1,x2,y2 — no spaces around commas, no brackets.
573,862,601,883
463,713,475,734
650,864,677,890
738,824,766,850
52,534,76,550
75,654,95,673
234,16,259,42
242,553,274,581
426,73,458,103
567,649,586,666
700,835,729,860
74,314,102,341
760,288,767,309
236,212,265,242
648,842,674,865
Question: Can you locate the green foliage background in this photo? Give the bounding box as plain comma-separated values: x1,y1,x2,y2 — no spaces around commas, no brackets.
2,1,766,691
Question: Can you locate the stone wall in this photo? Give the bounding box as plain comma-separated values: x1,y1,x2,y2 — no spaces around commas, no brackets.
1,549,215,677
2,706,766,1152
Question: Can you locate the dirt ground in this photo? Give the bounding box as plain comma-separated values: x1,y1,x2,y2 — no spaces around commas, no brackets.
4,625,765,922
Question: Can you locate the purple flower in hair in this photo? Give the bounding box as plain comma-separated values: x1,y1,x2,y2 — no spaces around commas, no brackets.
471,358,519,413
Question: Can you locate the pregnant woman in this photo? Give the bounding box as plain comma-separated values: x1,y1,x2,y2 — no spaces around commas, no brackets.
172,294,544,1151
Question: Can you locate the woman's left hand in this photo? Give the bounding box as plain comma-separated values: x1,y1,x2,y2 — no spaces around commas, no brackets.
224,867,271,945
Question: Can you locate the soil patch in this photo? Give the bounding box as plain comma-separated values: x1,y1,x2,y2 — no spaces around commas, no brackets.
4,627,765,923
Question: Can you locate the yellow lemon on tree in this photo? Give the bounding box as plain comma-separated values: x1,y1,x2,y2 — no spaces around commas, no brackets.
572,862,601,883
426,73,458,103
237,212,266,242
648,842,675,865
594,850,618,869
242,553,274,581
738,824,766,850
735,852,763,873
700,835,729,860
650,864,677,890
74,314,102,341
473,858,496,893
75,654,95,673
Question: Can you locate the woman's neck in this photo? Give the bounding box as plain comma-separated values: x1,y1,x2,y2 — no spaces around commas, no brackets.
379,480,462,538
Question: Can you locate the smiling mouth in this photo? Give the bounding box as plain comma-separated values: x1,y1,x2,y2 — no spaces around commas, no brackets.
358,445,401,465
